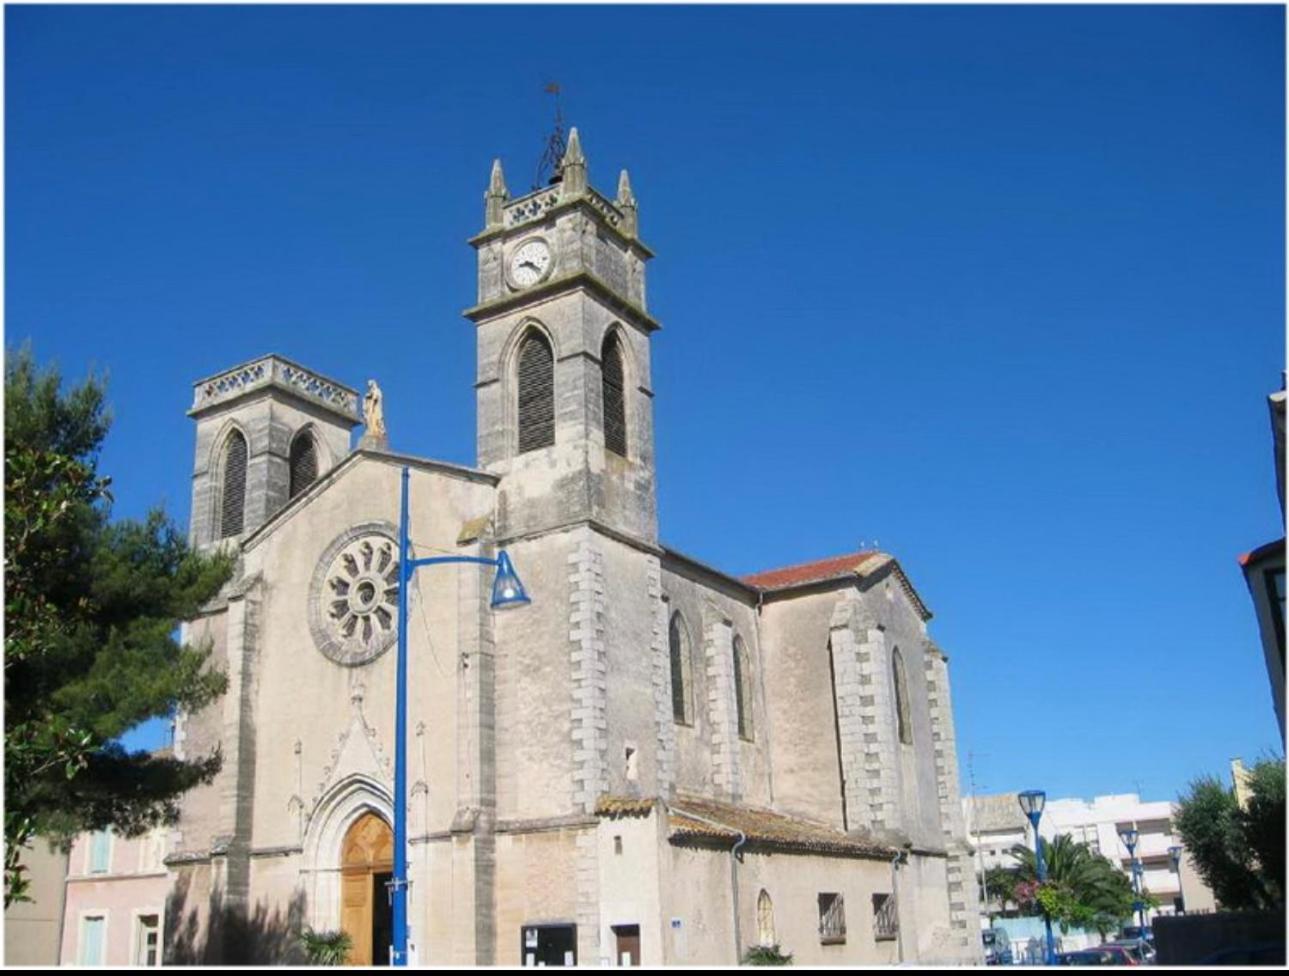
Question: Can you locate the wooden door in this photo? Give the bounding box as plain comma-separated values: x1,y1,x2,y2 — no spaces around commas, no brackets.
340,813,394,966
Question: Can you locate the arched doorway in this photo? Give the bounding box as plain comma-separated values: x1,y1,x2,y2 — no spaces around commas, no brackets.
341,812,393,966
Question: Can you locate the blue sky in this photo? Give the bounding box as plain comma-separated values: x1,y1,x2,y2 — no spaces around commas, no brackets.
7,5,1284,804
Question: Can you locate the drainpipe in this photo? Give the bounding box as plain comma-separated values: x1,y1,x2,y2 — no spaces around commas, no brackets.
891,846,910,964
671,805,748,963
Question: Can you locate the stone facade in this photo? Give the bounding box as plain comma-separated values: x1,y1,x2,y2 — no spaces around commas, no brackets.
153,131,981,966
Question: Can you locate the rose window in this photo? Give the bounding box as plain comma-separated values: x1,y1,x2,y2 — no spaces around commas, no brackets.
310,527,399,666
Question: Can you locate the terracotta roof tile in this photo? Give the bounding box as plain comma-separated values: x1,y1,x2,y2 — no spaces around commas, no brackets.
595,795,656,818
741,551,881,590
666,794,894,859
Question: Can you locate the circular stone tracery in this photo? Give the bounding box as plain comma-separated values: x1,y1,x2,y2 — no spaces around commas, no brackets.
309,525,400,666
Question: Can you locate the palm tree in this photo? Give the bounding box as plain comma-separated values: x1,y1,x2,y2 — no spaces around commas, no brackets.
1000,834,1137,937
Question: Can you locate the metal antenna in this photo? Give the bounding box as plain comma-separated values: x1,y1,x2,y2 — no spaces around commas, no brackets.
534,82,567,190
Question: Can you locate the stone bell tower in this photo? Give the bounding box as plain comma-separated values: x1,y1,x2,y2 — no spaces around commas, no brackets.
465,129,659,546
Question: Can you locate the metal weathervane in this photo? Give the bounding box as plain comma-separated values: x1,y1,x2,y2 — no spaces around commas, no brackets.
534,82,567,189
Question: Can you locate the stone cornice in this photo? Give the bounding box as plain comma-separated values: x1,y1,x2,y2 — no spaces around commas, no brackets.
188,354,360,423
463,270,661,334
468,190,655,260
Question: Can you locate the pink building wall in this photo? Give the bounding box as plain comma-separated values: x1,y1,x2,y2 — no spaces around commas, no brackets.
60,828,169,966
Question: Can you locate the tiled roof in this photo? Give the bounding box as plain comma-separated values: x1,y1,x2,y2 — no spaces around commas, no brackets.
741,551,882,590
966,793,1027,833
666,794,894,858
1239,537,1285,568
595,795,656,818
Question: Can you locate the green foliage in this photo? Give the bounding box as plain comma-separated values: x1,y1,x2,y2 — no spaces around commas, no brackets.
741,943,793,965
299,927,353,965
1173,758,1285,910
999,834,1137,936
4,346,232,905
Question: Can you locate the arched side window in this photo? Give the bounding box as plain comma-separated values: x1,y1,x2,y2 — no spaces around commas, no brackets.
893,648,912,745
516,330,555,454
220,429,248,538
757,889,776,947
601,331,627,457
669,611,693,725
733,634,754,741
289,430,319,500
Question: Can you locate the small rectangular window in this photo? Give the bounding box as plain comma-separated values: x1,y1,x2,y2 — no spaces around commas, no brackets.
818,892,846,944
89,830,111,874
872,892,898,941
135,914,160,966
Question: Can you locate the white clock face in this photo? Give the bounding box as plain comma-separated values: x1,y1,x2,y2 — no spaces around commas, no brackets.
510,239,552,288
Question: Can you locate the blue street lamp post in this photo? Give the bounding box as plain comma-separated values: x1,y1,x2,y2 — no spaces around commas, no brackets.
1118,825,1147,936
1018,790,1056,965
390,466,530,966
1169,845,1185,914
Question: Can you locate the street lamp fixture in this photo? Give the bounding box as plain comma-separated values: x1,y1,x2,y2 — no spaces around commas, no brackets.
1017,790,1056,965
1018,789,1046,819
390,466,531,966
1117,826,1147,935
1169,845,1186,914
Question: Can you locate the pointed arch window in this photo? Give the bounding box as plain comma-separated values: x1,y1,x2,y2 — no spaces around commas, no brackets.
289,430,319,500
893,648,912,745
517,330,555,454
219,429,248,538
733,634,754,741
602,331,627,457
669,611,693,725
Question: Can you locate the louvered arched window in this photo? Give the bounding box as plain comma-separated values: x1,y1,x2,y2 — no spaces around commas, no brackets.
602,331,627,457
733,634,754,741
669,611,693,725
219,430,248,538
893,648,912,745
517,330,555,454
289,430,318,500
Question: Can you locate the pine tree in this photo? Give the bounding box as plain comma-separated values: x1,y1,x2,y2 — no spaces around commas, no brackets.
4,346,232,905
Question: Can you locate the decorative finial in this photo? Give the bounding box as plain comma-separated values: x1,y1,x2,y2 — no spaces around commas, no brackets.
534,82,567,189
616,169,637,237
360,379,388,450
559,126,587,198
485,158,509,228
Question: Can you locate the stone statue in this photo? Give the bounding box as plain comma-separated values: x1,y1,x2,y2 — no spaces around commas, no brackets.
361,379,388,449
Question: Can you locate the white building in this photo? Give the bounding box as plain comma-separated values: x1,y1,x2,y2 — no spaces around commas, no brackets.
964,791,1217,922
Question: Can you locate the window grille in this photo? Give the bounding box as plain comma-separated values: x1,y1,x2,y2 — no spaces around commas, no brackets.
517,332,555,453
220,430,247,538
602,332,627,457
873,892,898,941
669,612,691,724
818,892,847,944
289,431,318,499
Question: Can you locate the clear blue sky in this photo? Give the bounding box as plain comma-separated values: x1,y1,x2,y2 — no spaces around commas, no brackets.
8,5,1284,804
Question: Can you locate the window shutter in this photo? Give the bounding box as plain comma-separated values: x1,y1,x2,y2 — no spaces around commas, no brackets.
220,431,247,538
289,432,318,499
517,333,555,453
602,333,627,457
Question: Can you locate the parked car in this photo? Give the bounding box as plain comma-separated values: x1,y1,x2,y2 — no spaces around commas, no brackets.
1058,944,1149,966
1106,938,1156,964
981,929,1013,966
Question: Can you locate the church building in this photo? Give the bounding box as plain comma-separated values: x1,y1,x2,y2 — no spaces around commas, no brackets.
163,130,982,966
